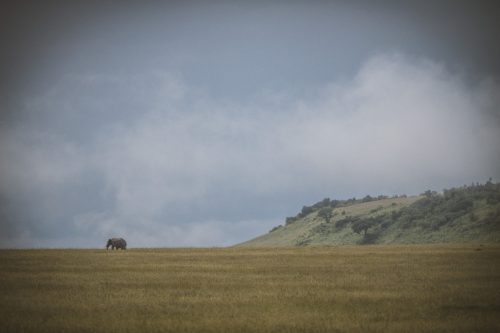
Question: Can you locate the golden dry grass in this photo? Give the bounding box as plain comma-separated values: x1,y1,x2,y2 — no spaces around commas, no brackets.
1,245,499,332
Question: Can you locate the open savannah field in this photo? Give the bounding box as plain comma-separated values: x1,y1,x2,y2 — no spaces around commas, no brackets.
1,245,500,333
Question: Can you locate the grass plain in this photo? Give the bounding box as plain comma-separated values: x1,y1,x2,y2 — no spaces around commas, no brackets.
1,245,499,332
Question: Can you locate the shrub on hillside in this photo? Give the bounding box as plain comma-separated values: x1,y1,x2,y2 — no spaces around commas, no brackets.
352,219,371,235
317,207,333,223
362,195,374,203
298,205,314,218
335,215,358,229
269,225,283,233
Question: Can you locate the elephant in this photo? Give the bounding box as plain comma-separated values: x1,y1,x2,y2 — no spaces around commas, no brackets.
106,238,127,250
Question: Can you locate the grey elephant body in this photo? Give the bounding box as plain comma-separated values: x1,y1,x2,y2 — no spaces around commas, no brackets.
106,238,127,250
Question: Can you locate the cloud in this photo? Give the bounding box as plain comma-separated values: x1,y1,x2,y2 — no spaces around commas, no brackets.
280,54,500,193
1,53,499,248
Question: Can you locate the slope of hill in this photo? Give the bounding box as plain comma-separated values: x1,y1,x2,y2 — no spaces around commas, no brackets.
239,181,500,247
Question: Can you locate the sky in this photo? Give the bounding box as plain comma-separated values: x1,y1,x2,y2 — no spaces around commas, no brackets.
1,0,500,248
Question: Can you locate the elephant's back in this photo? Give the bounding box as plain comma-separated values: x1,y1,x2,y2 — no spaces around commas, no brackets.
111,238,126,246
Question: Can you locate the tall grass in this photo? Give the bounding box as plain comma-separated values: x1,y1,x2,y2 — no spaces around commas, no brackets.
1,245,499,332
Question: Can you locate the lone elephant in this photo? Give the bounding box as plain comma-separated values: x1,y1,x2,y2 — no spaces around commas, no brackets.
106,238,127,250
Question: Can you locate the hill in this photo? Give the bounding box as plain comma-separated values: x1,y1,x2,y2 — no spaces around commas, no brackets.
239,181,500,247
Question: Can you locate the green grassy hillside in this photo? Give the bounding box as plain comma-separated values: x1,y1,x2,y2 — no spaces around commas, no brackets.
239,181,500,247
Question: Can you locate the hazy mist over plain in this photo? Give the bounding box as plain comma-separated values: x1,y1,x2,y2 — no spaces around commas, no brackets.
1,1,500,247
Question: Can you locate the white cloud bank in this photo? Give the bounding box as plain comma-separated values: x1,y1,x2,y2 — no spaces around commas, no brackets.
1,53,499,247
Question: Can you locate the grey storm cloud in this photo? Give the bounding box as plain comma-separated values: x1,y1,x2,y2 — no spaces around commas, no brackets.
1,53,499,248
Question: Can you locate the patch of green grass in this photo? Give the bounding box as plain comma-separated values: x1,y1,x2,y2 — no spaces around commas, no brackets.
1,245,499,332
243,182,500,247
